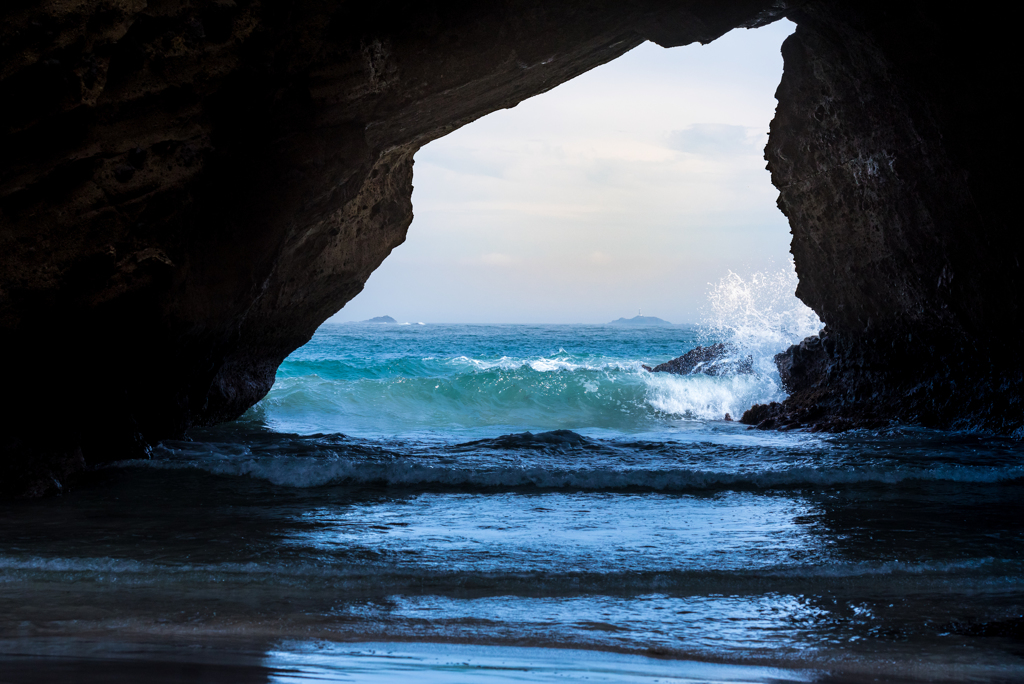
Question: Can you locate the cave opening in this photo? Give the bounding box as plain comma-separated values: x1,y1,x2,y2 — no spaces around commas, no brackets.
333,20,800,326
243,19,823,439
3,3,1024,678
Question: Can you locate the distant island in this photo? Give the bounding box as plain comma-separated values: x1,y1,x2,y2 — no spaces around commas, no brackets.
363,315,397,323
608,315,673,326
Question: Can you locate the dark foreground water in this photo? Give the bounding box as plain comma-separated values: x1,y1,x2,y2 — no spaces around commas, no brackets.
2,321,1022,682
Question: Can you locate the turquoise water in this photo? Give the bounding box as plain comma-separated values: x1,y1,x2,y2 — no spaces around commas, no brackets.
1,320,1023,682
256,323,783,437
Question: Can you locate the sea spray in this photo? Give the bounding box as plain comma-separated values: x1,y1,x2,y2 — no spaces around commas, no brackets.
644,372,776,420
700,262,823,367
673,263,826,415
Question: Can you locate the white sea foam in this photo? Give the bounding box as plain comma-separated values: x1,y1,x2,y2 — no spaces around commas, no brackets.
644,373,776,420
702,263,823,374
449,355,641,374
637,264,825,419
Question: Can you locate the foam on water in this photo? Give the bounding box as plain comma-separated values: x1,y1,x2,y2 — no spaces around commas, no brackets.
645,373,775,420
701,263,823,371
261,642,821,684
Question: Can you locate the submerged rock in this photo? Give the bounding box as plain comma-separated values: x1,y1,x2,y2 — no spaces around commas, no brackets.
643,343,753,377
458,430,592,450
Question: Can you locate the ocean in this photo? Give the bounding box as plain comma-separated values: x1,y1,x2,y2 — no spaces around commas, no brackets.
2,304,1023,681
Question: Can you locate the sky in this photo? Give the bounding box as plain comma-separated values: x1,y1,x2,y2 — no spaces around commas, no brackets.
332,20,797,325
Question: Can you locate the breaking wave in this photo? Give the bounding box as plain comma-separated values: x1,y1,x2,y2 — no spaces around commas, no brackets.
249,265,822,436
700,263,824,374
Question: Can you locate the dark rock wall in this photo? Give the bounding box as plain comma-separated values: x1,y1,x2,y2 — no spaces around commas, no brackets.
752,1,1022,434
1,0,1017,493
0,0,785,493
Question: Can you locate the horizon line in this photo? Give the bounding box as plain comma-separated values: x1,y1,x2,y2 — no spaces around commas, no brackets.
326,320,702,326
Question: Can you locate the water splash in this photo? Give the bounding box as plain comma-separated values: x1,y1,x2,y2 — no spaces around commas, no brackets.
642,263,824,418
701,262,823,360
698,262,823,382
644,372,776,420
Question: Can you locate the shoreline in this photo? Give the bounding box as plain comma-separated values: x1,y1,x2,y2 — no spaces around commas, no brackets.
1,634,1020,683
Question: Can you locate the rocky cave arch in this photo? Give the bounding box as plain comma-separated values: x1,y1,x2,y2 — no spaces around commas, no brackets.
1,0,1019,495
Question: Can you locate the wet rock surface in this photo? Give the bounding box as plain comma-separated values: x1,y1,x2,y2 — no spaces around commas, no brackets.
743,1,1021,435
1,0,790,495
0,0,1019,494
643,343,753,377
743,327,1024,434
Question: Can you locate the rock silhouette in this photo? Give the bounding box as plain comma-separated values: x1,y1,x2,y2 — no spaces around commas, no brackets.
1,0,1019,494
643,343,753,377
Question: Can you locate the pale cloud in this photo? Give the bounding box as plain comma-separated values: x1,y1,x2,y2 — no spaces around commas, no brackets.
416,146,509,178
667,124,764,157
477,253,518,265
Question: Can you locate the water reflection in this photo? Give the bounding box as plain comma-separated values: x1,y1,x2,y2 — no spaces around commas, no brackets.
0,639,826,683
263,642,822,683
284,492,826,574
1,427,1023,679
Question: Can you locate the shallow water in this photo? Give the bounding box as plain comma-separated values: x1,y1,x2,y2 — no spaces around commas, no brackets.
1,322,1022,682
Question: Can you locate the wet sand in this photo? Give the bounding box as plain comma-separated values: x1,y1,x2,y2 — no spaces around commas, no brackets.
1,638,1017,684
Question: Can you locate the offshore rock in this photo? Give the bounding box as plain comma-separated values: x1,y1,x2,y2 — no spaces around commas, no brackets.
609,315,672,326
643,343,753,377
